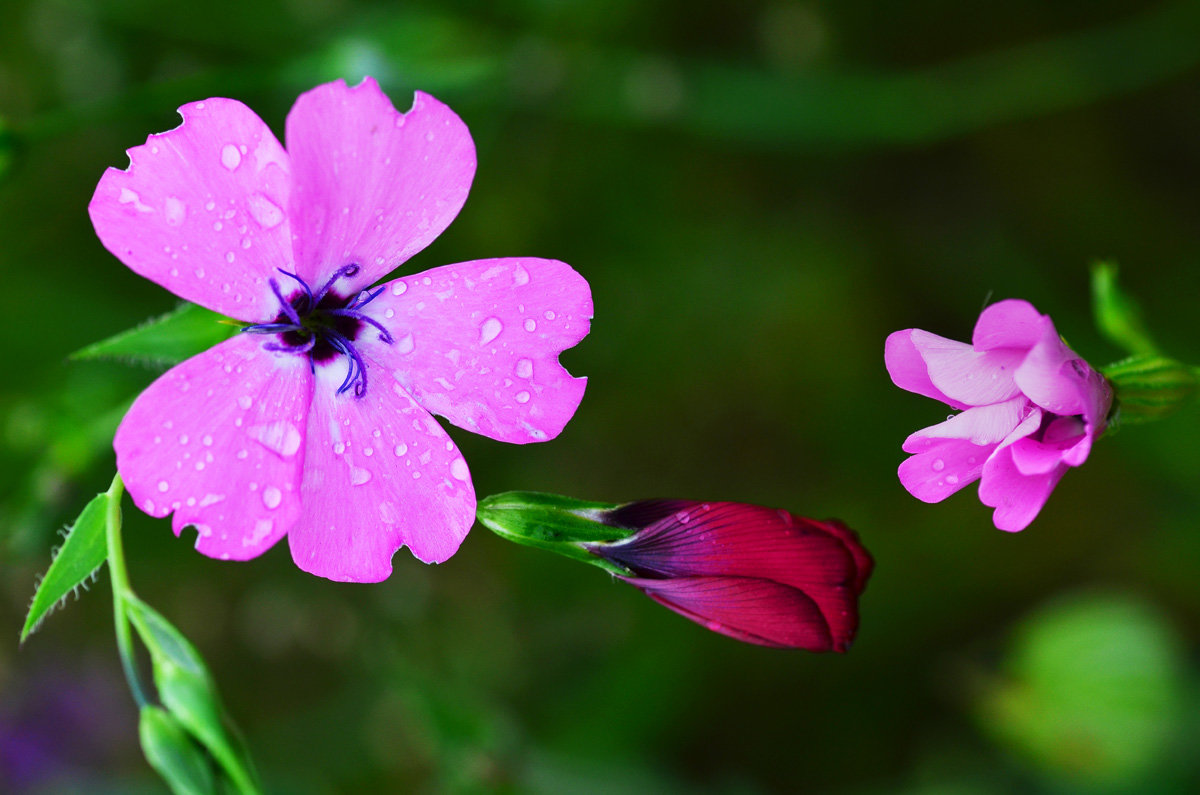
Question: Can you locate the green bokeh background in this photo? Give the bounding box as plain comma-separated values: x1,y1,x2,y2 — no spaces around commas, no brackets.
3,1,1200,792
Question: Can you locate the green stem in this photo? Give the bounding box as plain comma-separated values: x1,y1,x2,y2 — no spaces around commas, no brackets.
105,474,151,708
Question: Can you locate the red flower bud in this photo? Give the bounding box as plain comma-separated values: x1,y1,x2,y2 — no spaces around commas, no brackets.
586,501,873,651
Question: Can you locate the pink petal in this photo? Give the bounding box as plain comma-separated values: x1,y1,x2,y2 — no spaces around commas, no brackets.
89,99,293,322
915,330,1025,406
972,299,1046,351
285,78,475,291
114,334,312,560
897,438,992,503
600,503,869,649
623,575,836,650
360,258,592,444
978,445,1065,532
885,330,971,410
902,396,1029,450
287,361,476,582
1013,321,1086,416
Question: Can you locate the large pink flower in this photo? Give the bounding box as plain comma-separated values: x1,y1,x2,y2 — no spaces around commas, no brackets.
886,299,1111,531
88,78,592,581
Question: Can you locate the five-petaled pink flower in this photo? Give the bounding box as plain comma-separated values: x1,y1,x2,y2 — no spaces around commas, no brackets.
88,78,592,581
886,299,1111,531
584,500,873,650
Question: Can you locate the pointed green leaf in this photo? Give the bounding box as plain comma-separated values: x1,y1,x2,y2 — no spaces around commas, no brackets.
1091,262,1157,357
139,706,217,795
123,595,262,794
71,303,239,369
20,491,110,643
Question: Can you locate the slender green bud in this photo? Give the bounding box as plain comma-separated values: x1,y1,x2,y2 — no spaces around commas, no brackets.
1104,355,1200,424
475,491,633,575
1091,262,1157,357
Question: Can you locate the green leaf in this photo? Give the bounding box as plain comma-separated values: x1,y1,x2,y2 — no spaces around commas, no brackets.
139,706,217,795
71,303,239,369
1091,262,1157,357
20,491,110,643
977,591,1185,786
124,595,262,794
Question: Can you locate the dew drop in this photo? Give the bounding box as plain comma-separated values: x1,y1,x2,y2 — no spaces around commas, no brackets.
221,143,242,170
262,486,282,509
237,395,253,410
450,458,470,481
225,251,235,263
249,421,301,457
395,333,415,354
236,449,249,460
350,467,372,486
334,441,346,455
524,319,536,332
515,358,533,379
513,264,530,286
165,196,186,225
157,480,169,493
391,281,408,296
515,391,531,404
946,475,960,485
202,434,213,446
544,310,556,320
248,193,284,228
932,459,945,471
393,443,408,457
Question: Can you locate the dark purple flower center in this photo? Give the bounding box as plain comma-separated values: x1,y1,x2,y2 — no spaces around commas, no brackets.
242,264,392,397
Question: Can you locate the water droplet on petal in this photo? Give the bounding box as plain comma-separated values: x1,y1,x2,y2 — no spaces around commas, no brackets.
248,193,284,228
394,443,408,457
237,395,253,410
478,317,503,345
165,196,186,225
932,458,945,471
515,359,533,379
350,467,372,486
262,486,282,509
221,143,242,170
544,310,556,320
249,421,302,457
946,475,960,485
515,391,531,404
513,264,530,286
334,441,346,455
391,281,408,296
395,333,415,354
157,480,169,493
450,458,470,481
524,319,536,332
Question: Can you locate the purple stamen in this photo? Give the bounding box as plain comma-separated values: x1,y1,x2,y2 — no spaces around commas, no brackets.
312,263,361,305
242,263,391,398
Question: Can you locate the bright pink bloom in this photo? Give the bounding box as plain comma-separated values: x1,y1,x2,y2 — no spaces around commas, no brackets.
88,78,592,581
886,299,1111,531
586,501,873,650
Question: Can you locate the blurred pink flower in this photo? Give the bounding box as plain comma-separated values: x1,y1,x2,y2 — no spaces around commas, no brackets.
585,500,873,650
89,77,591,581
886,299,1111,531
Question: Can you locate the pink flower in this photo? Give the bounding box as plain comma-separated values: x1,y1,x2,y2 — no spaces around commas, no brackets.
584,501,874,650
886,299,1112,531
88,78,592,581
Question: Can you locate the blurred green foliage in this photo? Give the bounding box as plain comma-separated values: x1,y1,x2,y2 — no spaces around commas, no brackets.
2,0,1200,793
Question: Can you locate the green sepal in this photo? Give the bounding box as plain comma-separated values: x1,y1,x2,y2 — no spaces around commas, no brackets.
1103,355,1200,425
1091,262,1158,357
139,706,218,795
476,491,635,576
71,303,240,369
123,595,262,794
20,491,110,643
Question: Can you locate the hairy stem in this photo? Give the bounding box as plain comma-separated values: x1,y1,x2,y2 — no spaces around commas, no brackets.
105,473,150,708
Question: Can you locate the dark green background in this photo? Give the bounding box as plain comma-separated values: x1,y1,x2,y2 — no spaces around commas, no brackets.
2,1,1200,792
